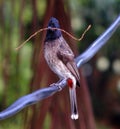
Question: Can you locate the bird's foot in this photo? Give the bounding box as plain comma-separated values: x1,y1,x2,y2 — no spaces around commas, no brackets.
50,83,62,91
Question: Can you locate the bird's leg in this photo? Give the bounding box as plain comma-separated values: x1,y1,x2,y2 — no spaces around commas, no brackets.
50,79,63,91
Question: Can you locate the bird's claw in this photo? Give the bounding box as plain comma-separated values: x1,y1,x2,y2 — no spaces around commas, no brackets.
50,83,62,91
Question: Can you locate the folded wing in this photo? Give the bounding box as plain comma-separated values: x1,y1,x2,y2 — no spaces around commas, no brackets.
57,38,80,86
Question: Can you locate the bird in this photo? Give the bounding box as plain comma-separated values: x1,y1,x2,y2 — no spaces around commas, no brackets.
44,17,80,120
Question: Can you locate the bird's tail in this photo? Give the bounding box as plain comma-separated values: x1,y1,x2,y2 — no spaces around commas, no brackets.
69,88,78,120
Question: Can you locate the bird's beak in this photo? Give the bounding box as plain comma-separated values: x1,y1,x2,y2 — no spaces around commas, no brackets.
48,26,54,32
48,26,52,30
48,26,52,29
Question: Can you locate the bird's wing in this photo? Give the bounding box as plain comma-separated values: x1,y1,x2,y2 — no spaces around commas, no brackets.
57,39,80,86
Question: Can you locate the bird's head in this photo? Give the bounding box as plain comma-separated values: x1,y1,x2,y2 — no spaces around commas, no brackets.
45,17,62,42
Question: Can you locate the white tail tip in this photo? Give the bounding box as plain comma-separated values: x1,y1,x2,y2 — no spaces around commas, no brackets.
71,114,79,120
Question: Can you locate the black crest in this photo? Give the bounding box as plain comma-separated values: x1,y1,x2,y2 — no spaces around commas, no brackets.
45,17,62,42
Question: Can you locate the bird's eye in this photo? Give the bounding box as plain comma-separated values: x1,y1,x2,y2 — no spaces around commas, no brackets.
51,23,55,27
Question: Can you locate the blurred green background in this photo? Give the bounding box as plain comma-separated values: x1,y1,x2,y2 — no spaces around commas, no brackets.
0,0,120,129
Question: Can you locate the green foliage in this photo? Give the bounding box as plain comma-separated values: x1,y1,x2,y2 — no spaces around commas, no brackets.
43,113,51,129
0,0,36,128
